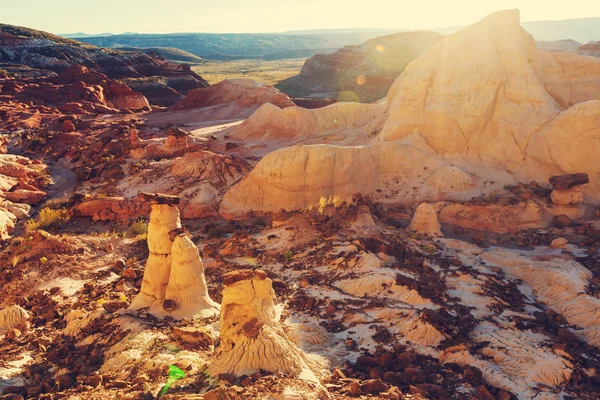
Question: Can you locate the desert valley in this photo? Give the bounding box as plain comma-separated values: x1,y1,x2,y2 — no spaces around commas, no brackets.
1,4,600,400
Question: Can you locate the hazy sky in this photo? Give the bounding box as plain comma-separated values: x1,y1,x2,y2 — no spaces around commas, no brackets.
4,0,600,34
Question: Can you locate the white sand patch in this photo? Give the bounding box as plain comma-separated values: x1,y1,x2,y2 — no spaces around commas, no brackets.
0,352,32,390
441,322,572,400
39,277,88,296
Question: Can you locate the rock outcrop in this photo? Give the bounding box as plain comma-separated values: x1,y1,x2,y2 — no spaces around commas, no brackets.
208,269,327,380
129,193,218,319
549,173,589,205
226,101,385,143
219,140,444,218
0,305,30,330
0,154,47,239
0,65,151,131
408,203,442,236
170,79,295,120
578,42,600,58
277,31,443,103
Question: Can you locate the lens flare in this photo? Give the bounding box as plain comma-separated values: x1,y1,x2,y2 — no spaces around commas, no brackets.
336,90,360,103
356,74,366,85
376,44,384,52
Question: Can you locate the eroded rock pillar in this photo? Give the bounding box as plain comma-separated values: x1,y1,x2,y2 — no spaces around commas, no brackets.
208,269,326,381
129,193,181,312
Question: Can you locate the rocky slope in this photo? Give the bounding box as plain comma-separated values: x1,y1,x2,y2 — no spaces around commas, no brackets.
578,42,600,58
276,31,442,103
0,64,150,132
0,24,209,106
221,10,600,218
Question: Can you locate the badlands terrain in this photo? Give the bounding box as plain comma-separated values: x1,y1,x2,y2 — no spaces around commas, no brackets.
1,8,600,400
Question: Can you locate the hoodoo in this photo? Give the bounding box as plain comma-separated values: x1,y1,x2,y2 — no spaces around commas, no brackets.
129,193,218,319
408,203,443,237
208,269,327,380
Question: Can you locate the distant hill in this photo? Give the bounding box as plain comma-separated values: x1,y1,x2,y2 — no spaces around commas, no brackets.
61,32,114,38
75,33,332,60
73,31,405,60
276,31,443,103
116,46,204,63
61,17,600,62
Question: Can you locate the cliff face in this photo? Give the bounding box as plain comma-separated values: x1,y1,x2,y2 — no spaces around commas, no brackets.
276,31,443,103
0,24,209,106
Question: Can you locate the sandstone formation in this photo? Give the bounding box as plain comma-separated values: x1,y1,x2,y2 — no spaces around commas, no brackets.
170,79,295,120
221,10,600,218
130,126,189,160
550,173,589,205
208,269,327,380
408,203,442,236
277,31,443,103
219,140,444,218
129,193,218,319
226,101,385,143
72,196,149,222
0,305,30,330
162,230,219,319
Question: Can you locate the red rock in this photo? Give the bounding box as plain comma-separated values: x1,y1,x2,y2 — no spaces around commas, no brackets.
62,119,76,132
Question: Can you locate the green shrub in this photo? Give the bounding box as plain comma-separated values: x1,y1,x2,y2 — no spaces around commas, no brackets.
25,208,69,233
284,250,294,261
128,217,148,239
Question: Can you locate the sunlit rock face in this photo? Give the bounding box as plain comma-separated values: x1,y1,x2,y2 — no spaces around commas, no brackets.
0,305,30,330
208,269,327,380
220,9,600,218
408,203,442,237
162,232,219,319
129,194,218,319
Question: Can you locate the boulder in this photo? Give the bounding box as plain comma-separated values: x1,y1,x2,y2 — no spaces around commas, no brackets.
408,203,443,237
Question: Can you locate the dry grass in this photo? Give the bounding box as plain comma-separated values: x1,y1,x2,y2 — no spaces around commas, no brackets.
193,58,305,86
25,208,69,233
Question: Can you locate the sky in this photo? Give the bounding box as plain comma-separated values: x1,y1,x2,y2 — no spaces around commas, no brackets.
3,0,600,34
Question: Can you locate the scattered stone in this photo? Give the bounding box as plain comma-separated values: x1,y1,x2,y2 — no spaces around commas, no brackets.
554,214,572,228
551,238,569,248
